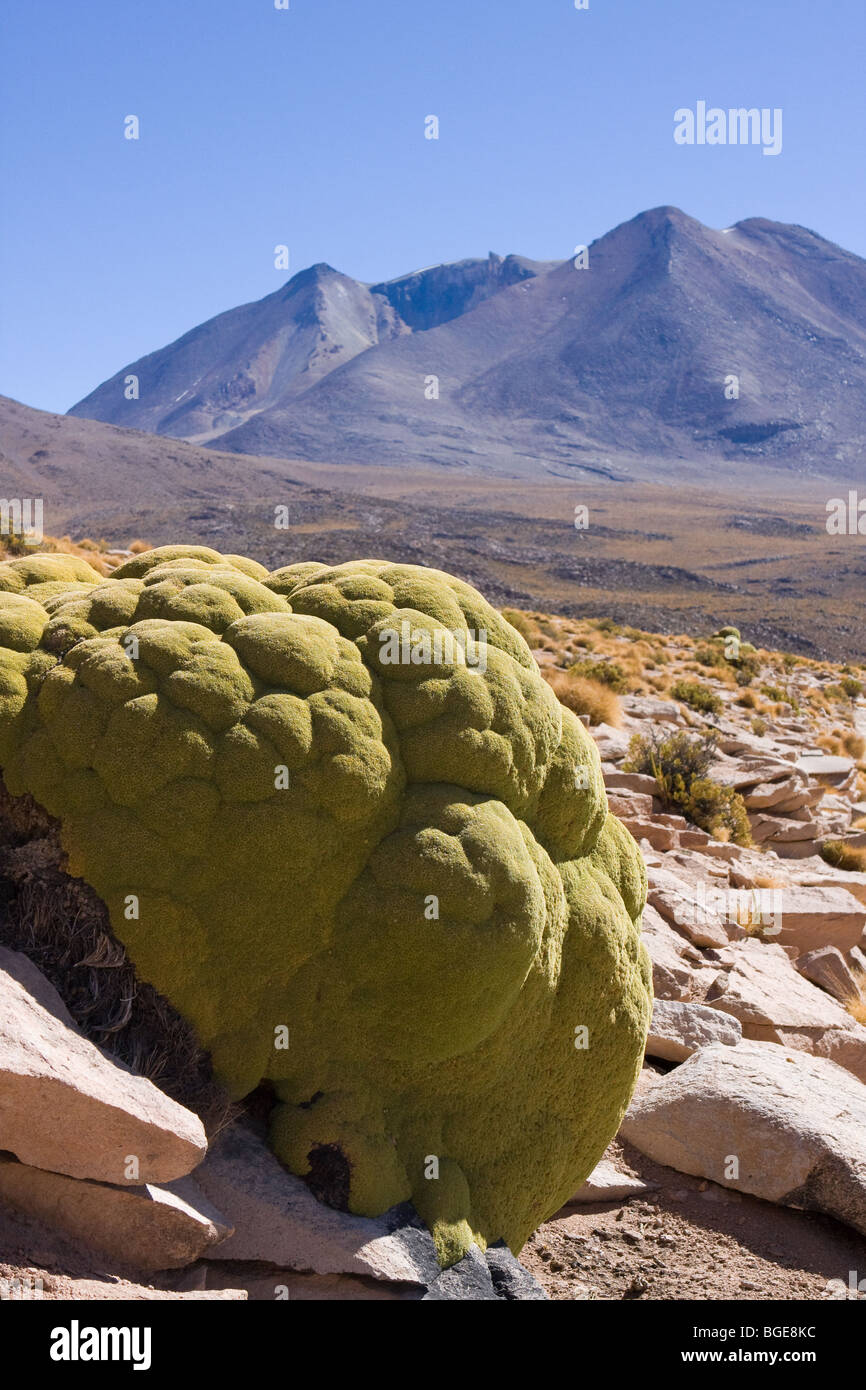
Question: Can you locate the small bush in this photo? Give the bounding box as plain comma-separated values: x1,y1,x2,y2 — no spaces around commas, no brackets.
501,609,539,646
569,658,628,693
624,729,750,845
761,684,785,703
694,644,727,670
820,840,866,873
841,676,864,699
670,679,723,716
543,670,622,728
751,715,768,737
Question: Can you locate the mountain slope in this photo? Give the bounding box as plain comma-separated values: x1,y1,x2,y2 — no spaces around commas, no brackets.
68,253,553,444
68,208,866,480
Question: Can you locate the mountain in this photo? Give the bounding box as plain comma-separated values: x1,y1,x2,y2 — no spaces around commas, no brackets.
68,208,866,480
67,253,553,444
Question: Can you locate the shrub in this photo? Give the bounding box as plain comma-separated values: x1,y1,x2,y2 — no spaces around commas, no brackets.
625,729,751,845
751,715,768,737
544,670,623,727
761,684,785,703
670,679,723,716
0,545,651,1267
841,676,864,699
500,608,539,646
569,658,628,693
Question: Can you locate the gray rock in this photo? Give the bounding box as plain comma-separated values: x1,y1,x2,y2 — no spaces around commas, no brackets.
485,1242,549,1300
196,1123,439,1286
647,999,742,1062
422,1244,497,1300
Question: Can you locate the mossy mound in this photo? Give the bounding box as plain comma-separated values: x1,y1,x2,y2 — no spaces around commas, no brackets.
0,546,651,1264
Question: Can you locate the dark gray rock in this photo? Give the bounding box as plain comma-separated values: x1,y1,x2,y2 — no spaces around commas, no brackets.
485,1241,549,1300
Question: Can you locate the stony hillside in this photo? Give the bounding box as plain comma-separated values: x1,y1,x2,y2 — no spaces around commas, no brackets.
514,611,866,1299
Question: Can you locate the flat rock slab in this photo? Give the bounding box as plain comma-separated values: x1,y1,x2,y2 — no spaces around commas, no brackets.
620,1040,866,1239
567,1157,652,1204
196,1123,440,1287
0,947,206,1186
0,1157,231,1270
647,999,742,1062
767,886,865,956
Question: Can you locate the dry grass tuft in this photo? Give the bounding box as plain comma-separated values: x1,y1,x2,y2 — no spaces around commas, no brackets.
543,670,623,727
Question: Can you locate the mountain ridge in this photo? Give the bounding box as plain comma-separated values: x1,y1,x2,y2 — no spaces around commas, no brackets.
67,207,866,481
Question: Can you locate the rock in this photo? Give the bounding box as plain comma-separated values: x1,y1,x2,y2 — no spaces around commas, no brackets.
744,778,807,811
0,947,206,1186
485,1242,549,1300
195,1123,439,1286
704,938,866,1081
607,791,654,819
795,754,856,786
0,1157,231,1270
712,759,795,791
422,1244,498,1300
620,1040,866,1239
788,865,866,907
773,885,866,954
796,947,860,1004
679,829,711,849
639,903,724,1001
567,1157,652,1203
621,696,684,723
603,771,659,796
622,819,678,853
646,999,742,1062
849,945,866,976
591,725,631,761
645,867,731,948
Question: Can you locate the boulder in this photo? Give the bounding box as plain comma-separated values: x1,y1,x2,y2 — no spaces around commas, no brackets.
638,903,724,1002
773,885,866,954
484,1243,549,1300
602,771,660,796
795,755,855,786
607,791,654,819
646,999,742,1062
704,938,866,1081
422,1245,497,1301
0,1157,231,1270
645,867,732,948
620,1040,866,1238
195,1123,440,1286
796,947,860,1004
0,947,206,1186
622,819,678,853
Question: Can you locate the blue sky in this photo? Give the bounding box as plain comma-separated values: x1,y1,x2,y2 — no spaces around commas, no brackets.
1,0,864,413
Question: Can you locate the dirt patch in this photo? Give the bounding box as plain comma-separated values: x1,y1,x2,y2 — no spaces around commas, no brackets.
522,1140,866,1300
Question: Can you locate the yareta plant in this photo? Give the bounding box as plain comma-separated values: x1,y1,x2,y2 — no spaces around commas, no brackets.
0,546,651,1264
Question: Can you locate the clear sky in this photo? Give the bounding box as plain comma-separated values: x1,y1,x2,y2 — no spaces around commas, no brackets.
1,0,864,414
